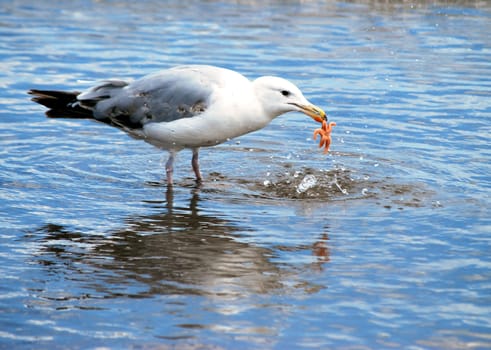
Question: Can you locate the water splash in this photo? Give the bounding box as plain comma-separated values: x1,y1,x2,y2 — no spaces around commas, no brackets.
332,173,349,195
296,175,317,194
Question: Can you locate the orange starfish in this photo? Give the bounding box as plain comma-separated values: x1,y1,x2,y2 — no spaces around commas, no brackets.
313,120,336,154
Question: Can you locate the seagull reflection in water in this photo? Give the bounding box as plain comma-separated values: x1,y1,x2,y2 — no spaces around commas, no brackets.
27,187,331,300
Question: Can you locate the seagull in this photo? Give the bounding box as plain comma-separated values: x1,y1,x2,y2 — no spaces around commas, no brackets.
29,65,327,185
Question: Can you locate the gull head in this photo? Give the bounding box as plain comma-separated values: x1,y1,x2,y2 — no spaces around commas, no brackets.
253,76,327,123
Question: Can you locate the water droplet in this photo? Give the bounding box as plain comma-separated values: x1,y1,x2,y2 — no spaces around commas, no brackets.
432,200,442,208
333,174,349,195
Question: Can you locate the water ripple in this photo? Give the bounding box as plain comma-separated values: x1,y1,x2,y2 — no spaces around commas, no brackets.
1,1,490,349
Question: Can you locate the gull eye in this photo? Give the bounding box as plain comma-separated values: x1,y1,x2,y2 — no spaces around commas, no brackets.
281,90,291,97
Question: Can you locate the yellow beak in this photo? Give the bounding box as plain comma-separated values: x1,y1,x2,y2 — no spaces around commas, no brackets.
297,103,327,123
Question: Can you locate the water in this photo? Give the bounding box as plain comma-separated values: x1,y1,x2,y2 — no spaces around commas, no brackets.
1,0,490,349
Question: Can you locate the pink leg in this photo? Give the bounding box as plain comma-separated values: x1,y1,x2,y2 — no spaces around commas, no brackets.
166,152,175,186
191,148,202,183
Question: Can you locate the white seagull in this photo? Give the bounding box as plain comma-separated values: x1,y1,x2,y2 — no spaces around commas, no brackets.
29,65,327,185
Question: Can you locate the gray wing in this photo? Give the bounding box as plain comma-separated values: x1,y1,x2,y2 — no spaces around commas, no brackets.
77,66,216,130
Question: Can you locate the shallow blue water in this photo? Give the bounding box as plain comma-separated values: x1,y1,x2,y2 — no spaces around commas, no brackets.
1,1,491,349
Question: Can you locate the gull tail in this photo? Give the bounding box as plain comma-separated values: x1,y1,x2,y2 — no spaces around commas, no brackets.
28,89,93,119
